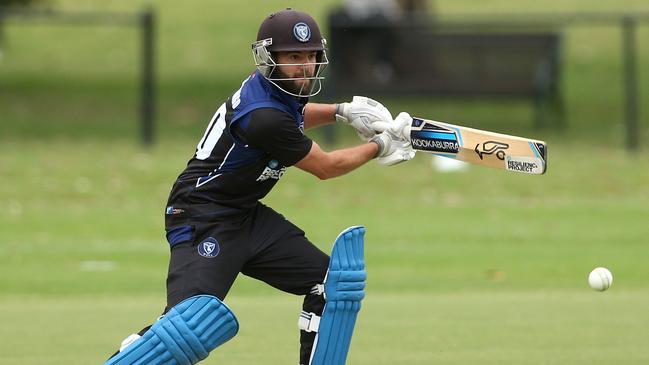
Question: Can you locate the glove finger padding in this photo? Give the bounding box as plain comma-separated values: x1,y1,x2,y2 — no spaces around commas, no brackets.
336,96,394,141
373,111,416,166
376,142,416,166
391,112,413,141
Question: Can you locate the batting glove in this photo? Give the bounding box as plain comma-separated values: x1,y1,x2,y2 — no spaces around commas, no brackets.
370,112,416,166
336,96,393,141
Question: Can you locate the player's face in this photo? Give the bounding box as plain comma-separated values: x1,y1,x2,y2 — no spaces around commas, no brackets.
274,51,318,94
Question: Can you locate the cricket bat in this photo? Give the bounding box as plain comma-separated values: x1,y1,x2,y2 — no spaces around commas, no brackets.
408,117,547,175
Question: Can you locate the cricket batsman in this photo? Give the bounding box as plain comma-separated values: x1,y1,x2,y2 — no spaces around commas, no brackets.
104,8,415,365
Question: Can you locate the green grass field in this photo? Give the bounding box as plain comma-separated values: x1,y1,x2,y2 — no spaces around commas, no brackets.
2,0,649,364
1,140,648,364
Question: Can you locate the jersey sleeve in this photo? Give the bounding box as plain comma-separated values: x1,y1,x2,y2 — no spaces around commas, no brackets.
242,108,313,166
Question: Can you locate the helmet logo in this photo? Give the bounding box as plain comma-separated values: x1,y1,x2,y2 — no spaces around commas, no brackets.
293,22,311,42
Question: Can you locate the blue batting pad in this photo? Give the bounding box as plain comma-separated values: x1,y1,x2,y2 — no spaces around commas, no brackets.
310,226,366,365
105,295,238,365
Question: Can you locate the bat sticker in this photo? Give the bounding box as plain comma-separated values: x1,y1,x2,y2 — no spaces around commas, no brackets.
505,156,544,174
474,141,509,160
410,119,460,154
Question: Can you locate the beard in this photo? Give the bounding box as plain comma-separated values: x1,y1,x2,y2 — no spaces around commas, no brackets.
272,68,314,96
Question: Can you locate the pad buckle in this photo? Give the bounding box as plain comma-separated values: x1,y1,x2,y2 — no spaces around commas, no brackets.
298,311,321,333
310,284,325,296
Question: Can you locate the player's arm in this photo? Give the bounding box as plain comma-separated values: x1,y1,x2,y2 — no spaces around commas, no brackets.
294,141,378,180
246,108,380,180
296,113,417,179
303,103,336,129
245,109,414,181
303,97,394,140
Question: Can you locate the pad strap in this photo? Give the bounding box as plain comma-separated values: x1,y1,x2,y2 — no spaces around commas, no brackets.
298,311,321,333
309,284,325,296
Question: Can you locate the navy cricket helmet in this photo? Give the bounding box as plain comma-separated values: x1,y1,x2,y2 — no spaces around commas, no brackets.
252,8,329,97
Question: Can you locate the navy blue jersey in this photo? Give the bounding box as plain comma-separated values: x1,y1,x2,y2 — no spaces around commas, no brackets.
165,71,313,225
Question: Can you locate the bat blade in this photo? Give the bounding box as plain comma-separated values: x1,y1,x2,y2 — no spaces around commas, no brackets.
409,117,547,175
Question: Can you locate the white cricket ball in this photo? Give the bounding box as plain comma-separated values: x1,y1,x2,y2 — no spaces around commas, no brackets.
588,267,613,291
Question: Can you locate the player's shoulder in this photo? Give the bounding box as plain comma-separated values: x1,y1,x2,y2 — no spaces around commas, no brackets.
248,107,296,127
242,107,301,143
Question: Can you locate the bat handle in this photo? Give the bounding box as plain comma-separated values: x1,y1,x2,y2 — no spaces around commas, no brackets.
402,123,412,142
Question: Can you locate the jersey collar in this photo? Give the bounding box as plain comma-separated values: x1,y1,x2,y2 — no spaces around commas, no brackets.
254,70,308,110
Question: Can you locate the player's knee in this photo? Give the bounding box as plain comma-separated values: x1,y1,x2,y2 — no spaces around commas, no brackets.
303,291,325,314
105,295,238,365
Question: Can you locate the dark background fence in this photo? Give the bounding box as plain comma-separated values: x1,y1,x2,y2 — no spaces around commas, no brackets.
0,8,647,151
0,7,156,145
